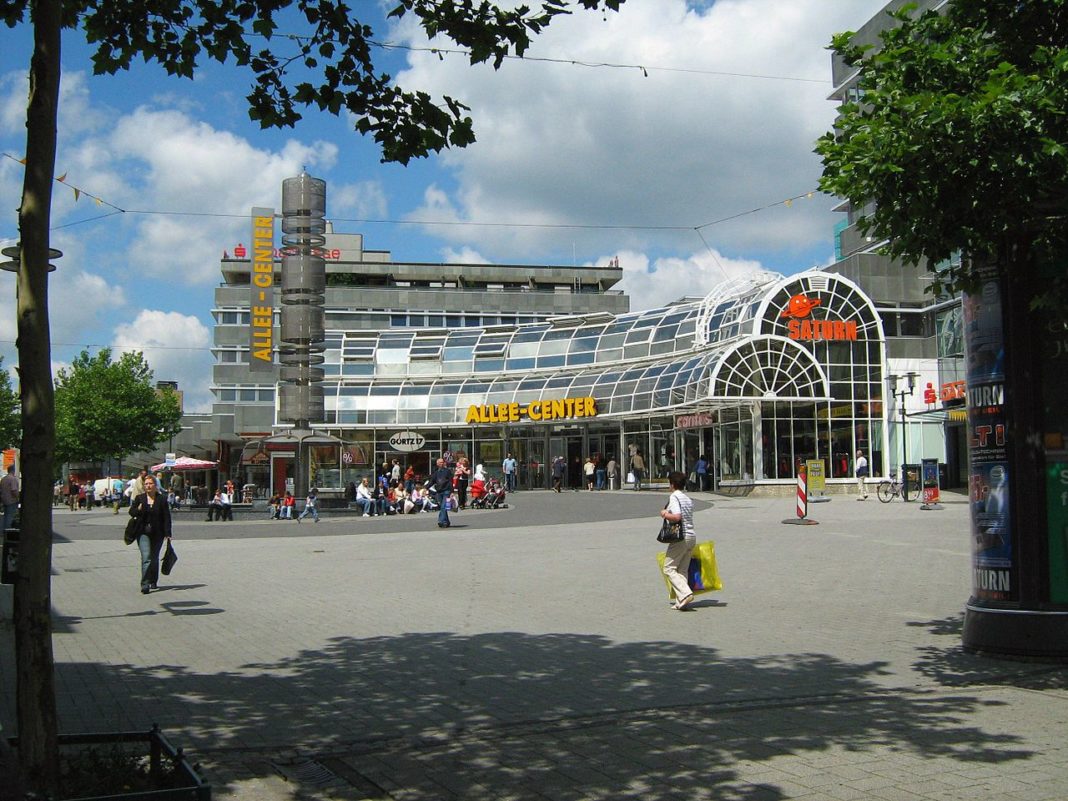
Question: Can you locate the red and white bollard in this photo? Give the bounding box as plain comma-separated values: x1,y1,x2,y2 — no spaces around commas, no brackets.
782,465,819,526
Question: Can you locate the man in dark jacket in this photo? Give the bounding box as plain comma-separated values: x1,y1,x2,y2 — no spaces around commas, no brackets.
430,458,454,528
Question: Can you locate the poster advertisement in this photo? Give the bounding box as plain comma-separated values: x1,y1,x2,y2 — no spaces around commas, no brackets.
963,271,1016,601
921,457,940,505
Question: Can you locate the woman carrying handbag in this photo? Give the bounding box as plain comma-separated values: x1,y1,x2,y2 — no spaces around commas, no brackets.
129,475,173,594
660,471,696,610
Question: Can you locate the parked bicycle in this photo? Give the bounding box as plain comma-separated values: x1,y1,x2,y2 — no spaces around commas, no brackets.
877,471,914,503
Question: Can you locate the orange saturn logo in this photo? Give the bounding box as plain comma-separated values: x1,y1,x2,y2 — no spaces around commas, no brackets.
780,294,822,319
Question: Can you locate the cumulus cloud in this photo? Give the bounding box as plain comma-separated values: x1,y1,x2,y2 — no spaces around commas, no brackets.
113,310,213,413
392,0,886,263
329,180,389,220
442,246,491,264
108,107,340,283
612,248,769,311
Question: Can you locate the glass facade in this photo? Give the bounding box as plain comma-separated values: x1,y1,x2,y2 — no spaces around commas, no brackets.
264,270,888,492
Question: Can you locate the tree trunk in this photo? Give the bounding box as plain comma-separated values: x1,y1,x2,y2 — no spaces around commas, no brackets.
14,0,62,793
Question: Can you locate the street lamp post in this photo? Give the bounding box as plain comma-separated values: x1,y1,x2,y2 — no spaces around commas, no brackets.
886,372,919,501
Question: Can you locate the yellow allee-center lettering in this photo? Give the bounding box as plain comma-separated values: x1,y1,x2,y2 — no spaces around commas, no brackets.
465,396,597,425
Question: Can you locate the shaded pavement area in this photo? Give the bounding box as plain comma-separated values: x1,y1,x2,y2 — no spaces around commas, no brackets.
2,490,1067,800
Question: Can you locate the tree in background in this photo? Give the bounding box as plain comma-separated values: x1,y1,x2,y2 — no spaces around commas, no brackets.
817,0,1068,656
0,357,20,451
816,0,1068,301
3,0,622,791
54,349,182,466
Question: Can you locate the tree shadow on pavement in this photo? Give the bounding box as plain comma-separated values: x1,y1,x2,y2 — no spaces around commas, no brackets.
48,631,1040,801
908,614,1068,690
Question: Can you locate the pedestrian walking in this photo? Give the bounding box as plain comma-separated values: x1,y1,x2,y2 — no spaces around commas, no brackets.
502,452,518,492
855,449,869,500
660,471,696,611
129,475,172,594
551,456,566,493
298,487,320,522
630,449,646,491
0,465,18,532
454,458,470,508
695,454,709,492
584,456,596,490
430,457,454,528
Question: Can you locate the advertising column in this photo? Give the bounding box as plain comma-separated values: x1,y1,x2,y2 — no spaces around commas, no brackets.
962,257,1068,658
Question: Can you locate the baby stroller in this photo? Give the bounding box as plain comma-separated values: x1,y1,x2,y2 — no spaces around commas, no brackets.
468,478,488,509
482,478,508,509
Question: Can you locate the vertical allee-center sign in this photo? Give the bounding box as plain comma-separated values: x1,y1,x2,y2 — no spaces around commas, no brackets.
249,207,275,372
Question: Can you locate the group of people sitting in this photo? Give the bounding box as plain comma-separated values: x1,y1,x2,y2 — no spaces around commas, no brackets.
354,476,444,516
352,468,508,518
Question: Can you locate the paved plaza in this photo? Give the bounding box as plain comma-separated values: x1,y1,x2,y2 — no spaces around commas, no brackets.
2,489,1068,801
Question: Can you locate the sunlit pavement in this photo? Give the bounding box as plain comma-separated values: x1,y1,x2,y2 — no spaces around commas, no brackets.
3,490,1067,800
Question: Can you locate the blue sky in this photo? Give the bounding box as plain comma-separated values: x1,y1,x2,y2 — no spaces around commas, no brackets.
0,0,889,412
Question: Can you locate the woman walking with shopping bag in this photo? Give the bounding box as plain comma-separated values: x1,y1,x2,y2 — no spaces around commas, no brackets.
660,471,696,610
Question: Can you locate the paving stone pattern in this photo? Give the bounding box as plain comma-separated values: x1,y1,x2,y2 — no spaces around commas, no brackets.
2,490,1067,800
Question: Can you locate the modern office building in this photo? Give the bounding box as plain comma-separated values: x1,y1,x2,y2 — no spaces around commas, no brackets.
209,231,632,494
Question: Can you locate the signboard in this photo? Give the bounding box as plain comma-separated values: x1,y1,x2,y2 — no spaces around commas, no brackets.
388,431,426,452
805,459,825,492
779,294,858,342
921,458,941,505
465,396,597,425
248,207,275,373
676,413,715,429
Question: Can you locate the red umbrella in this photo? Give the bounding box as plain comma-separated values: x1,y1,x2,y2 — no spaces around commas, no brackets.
150,456,217,472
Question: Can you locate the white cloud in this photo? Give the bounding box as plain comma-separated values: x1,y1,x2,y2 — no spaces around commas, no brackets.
612,248,768,311
392,0,887,263
113,310,213,413
109,107,341,284
329,180,389,220
442,246,491,264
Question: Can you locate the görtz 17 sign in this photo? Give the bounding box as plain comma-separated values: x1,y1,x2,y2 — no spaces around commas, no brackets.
466,397,597,425
389,431,426,452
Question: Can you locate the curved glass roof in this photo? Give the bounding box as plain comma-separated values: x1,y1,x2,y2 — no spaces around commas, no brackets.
314,270,884,427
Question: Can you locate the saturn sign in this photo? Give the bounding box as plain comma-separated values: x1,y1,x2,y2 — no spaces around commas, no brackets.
388,431,426,452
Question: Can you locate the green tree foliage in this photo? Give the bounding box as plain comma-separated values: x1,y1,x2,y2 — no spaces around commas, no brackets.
54,349,182,464
0,357,20,450
815,0,1068,302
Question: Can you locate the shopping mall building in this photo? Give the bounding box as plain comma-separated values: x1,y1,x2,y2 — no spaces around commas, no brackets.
149,221,966,498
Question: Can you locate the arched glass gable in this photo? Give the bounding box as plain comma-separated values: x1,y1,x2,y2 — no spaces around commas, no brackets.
313,269,884,427
710,337,830,400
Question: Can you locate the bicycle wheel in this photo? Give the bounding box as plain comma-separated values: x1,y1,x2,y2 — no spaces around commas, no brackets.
877,481,895,503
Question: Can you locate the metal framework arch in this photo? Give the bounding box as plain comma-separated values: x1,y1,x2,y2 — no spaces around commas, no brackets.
708,335,830,401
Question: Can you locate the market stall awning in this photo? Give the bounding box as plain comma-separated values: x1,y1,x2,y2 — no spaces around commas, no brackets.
151,456,218,472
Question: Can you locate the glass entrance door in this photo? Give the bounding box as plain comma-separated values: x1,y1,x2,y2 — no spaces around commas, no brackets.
512,438,546,490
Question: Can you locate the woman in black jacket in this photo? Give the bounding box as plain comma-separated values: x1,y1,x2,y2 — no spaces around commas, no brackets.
129,475,172,594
